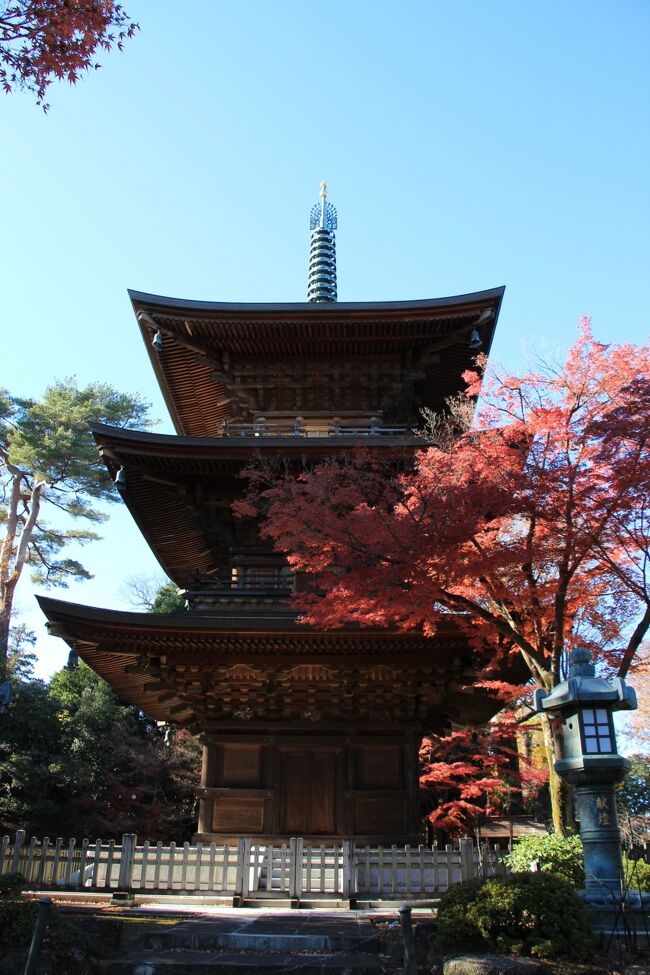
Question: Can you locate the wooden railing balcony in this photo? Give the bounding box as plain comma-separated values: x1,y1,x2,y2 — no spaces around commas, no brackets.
220,421,416,439
189,579,293,596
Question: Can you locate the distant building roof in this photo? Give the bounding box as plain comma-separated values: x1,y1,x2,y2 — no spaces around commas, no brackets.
477,816,549,840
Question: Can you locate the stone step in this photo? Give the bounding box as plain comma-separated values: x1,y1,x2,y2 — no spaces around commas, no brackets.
144,918,378,953
240,897,349,909
103,950,383,975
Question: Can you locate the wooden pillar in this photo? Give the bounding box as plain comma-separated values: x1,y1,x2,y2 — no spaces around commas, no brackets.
404,732,421,838
200,738,215,787
197,737,216,835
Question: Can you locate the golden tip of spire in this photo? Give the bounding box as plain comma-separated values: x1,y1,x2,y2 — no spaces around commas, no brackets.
319,180,328,199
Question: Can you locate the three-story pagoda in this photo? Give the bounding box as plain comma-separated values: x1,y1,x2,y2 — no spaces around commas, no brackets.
39,186,506,843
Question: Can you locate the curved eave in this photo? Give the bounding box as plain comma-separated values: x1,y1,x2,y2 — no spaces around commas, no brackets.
130,287,505,436
91,422,423,457
37,596,509,728
128,287,505,317
38,594,467,642
91,423,422,587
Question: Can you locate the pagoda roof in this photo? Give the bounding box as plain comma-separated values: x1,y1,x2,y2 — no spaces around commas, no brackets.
37,596,508,733
91,422,422,587
129,287,505,437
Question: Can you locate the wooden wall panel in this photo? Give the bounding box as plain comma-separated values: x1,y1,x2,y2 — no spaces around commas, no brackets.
353,797,407,835
212,796,265,833
280,748,338,834
357,745,401,788
222,745,261,787
310,751,337,834
281,751,311,834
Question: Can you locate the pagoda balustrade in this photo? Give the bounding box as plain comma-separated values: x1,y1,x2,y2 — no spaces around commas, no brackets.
186,570,295,612
220,419,415,439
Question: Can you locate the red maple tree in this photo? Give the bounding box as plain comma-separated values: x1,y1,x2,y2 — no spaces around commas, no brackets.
238,322,650,832
0,1,137,108
420,709,548,838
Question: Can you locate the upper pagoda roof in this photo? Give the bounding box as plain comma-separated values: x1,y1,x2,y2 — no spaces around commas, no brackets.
130,287,505,437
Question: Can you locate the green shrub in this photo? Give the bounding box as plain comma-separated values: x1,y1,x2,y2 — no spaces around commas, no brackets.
504,833,584,886
0,897,39,949
436,872,594,959
623,854,650,892
0,872,26,898
0,896,88,954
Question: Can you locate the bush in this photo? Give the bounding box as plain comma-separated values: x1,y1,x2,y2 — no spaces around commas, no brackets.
0,896,87,953
504,833,584,886
0,872,26,898
623,854,650,892
0,897,39,949
436,872,594,959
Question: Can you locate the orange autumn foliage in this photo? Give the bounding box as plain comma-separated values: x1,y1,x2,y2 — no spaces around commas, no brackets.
0,1,137,109
420,710,548,837
239,322,650,696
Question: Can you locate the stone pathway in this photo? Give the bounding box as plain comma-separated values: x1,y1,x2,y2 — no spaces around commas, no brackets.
90,910,394,975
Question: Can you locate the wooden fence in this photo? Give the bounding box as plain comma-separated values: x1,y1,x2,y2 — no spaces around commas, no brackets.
0,831,505,901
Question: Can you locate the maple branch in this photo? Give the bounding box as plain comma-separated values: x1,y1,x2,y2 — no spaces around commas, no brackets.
617,603,650,679
438,587,547,684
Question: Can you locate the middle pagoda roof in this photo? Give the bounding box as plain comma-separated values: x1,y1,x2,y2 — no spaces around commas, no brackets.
130,286,505,437
91,422,422,589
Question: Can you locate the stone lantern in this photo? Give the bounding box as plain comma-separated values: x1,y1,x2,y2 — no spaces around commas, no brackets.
534,648,637,908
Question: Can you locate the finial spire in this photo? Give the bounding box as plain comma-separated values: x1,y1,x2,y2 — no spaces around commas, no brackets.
308,181,338,302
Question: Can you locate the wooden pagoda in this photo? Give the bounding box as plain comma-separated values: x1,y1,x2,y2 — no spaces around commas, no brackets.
39,194,508,843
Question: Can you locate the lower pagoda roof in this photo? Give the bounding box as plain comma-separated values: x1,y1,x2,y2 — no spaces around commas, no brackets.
38,596,510,736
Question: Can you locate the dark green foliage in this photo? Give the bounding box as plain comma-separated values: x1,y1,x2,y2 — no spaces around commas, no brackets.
1,379,151,588
0,676,65,834
150,581,186,614
618,754,650,817
0,897,39,949
503,832,584,886
623,853,650,892
1,378,152,679
6,625,37,680
436,872,594,959
0,896,92,975
0,656,201,840
0,872,25,898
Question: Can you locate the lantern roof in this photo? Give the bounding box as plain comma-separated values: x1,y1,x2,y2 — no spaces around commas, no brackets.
535,649,637,715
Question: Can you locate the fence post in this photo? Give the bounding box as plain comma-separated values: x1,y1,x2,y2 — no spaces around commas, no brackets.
289,836,303,905
342,839,355,902
459,838,474,882
398,905,417,975
234,837,251,906
116,833,136,894
10,829,26,875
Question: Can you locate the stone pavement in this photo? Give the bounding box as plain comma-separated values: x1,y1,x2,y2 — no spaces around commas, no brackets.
64,907,405,975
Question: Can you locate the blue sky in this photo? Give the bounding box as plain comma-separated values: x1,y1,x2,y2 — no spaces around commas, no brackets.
3,0,649,679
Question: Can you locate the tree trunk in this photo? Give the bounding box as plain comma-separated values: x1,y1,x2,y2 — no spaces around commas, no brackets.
0,608,10,682
541,712,568,835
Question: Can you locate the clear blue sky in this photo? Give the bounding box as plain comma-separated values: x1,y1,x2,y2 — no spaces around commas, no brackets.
3,0,649,678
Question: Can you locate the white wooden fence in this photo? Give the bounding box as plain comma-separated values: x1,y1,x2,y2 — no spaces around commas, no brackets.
0,831,505,901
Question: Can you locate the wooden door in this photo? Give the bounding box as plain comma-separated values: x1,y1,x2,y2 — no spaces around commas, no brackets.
280,749,337,834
